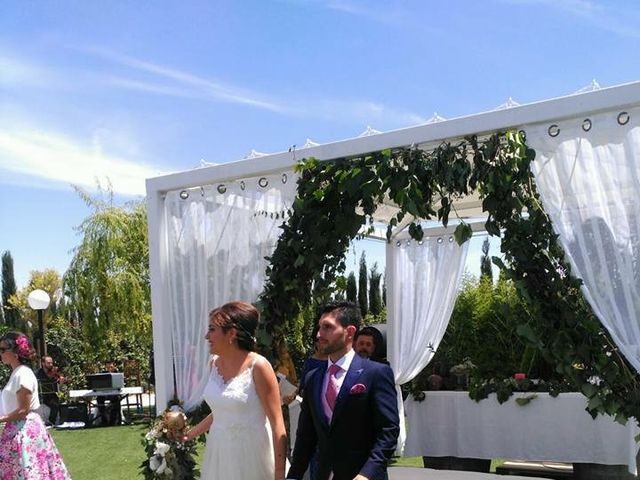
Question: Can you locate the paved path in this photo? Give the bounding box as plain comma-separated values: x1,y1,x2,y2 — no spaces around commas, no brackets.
389,467,553,480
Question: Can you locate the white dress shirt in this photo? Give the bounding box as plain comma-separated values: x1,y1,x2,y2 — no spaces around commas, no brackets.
321,348,356,417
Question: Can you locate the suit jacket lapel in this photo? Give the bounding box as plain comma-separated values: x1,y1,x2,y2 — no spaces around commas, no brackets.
330,353,364,427
311,365,330,430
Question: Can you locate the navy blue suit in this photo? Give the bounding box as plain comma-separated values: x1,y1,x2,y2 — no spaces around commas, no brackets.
288,353,400,480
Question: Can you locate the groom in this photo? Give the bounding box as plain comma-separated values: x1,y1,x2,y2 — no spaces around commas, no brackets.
287,301,400,480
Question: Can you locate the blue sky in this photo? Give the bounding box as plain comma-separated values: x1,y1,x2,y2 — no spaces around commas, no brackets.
2,0,640,288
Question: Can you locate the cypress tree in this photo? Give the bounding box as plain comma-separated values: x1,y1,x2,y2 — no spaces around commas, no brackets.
369,263,382,317
382,275,387,306
480,238,493,281
2,251,20,327
346,272,357,303
358,252,368,317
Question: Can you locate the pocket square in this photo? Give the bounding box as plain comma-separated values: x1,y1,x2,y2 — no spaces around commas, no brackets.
349,383,367,394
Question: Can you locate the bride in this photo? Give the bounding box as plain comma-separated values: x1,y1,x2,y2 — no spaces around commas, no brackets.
184,301,286,480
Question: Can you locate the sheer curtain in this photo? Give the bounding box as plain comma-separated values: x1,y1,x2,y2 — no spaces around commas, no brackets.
528,106,640,374
163,172,297,410
387,232,469,452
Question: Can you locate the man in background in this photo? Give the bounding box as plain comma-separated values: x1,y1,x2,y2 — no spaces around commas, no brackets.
35,355,64,425
354,326,389,365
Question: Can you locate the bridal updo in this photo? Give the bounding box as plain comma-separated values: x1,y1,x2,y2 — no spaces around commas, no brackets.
209,301,258,352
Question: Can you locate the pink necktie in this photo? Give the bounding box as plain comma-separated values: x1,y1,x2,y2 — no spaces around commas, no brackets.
325,364,341,412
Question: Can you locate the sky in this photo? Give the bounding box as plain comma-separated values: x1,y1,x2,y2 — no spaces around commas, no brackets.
2,0,640,289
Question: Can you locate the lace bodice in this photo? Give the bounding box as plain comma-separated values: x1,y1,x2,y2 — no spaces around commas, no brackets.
203,355,268,432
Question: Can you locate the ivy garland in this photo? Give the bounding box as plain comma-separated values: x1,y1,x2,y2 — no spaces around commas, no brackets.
259,131,639,424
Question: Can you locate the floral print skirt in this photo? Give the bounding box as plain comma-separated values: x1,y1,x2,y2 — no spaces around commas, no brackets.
0,412,71,480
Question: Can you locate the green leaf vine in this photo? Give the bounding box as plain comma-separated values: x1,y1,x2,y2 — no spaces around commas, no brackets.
259,131,640,424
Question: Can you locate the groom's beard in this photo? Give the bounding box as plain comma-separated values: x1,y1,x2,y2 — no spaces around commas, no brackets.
320,337,347,356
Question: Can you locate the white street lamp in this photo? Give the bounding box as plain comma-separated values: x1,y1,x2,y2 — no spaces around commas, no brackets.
27,289,50,358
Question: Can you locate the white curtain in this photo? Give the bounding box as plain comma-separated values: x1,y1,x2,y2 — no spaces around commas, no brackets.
528,106,640,374
163,172,297,410
386,232,469,452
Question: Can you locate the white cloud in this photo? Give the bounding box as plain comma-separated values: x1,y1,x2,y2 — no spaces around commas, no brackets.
0,127,165,196
77,46,293,113
0,53,50,88
80,47,427,128
1,46,428,179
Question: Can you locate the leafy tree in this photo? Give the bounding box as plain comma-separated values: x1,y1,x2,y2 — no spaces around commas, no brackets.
1,251,20,327
63,186,151,349
480,238,493,281
45,316,88,390
9,269,62,355
346,272,357,302
427,274,552,382
358,252,368,317
9,269,62,325
369,263,382,317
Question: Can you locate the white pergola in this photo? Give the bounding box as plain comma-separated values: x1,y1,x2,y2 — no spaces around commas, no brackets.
146,81,640,412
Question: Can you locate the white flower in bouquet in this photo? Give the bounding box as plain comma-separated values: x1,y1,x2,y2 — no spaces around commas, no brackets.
149,455,161,471
156,457,168,474
154,441,170,457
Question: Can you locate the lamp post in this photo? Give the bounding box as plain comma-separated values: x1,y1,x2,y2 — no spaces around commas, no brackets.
27,289,50,358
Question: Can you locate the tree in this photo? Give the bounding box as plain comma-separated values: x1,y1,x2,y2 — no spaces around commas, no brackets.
346,272,357,302
2,251,20,327
10,269,62,319
382,275,386,306
63,186,151,347
9,269,62,350
480,237,493,281
358,252,368,317
369,263,382,317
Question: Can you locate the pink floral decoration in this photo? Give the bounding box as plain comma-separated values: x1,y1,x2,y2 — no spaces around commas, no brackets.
15,335,31,358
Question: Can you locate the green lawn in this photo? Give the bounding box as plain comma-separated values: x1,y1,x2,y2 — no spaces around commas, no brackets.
51,424,205,480
51,425,496,478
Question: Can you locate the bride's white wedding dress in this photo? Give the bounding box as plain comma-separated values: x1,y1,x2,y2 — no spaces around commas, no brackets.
201,355,274,480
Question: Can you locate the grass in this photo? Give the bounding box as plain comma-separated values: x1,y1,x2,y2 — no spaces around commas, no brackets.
51,425,500,479
51,425,147,479
51,424,204,480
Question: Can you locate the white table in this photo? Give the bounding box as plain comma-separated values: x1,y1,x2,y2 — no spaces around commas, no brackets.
69,386,144,423
404,391,639,475
69,386,143,398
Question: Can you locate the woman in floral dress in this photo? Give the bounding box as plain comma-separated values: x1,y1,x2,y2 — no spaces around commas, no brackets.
0,332,71,479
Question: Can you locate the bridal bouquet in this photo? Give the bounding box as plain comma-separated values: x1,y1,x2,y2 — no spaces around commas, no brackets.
141,406,199,479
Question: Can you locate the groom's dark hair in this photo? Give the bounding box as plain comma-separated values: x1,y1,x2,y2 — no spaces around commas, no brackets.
319,301,361,330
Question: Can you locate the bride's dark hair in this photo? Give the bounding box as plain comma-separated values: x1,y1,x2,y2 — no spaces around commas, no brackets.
209,301,258,351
